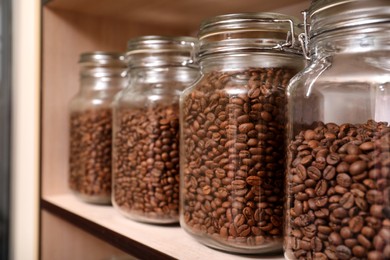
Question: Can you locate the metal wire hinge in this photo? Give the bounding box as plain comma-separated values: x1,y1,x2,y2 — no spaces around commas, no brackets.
298,10,311,60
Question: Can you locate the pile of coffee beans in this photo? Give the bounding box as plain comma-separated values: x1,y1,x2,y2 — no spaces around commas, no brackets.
112,104,180,223
285,120,390,260
69,108,112,204
181,67,297,251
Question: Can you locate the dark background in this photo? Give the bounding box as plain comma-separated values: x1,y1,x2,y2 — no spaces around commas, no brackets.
0,0,12,259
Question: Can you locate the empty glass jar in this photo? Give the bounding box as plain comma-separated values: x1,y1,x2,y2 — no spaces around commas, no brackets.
68,52,127,204
180,13,304,254
284,1,390,259
112,36,199,224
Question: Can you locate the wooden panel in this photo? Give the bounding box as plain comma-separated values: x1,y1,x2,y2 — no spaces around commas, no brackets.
46,0,310,31
41,210,132,260
41,8,181,197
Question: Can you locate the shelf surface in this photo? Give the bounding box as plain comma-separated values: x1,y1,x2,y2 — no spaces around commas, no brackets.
42,194,285,260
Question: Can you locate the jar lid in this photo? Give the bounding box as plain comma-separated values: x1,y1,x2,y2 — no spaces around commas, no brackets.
309,0,390,38
126,36,198,68
79,51,127,67
197,12,303,60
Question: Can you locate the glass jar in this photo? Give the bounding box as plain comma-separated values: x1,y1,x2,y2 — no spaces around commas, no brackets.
112,36,199,224
69,52,127,204
284,1,390,259
180,13,304,254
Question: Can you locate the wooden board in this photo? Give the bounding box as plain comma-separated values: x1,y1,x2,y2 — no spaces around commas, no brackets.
41,210,131,260
46,0,310,32
43,194,286,260
41,8,181,196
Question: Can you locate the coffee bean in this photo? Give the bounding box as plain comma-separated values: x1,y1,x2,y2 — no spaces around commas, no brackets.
113,105,180,222
336,245,352,260
357,234,372,249
327,153,341,165
329,232,343,246
344,238,358,248
360,141,375,151
315,180,328,196
308,166,322,180
301,155,313,166
313,252,327,260
337,173,352,188
323,165,336,180
337,161,350,173
339,226,352,239
349,216,364,233
69,109,113,204
182,68,297,249
352,245,367,258
325,248,338,259
371,205,385,218
362,226,376,238
296,164,308,181
349,160,367,176
246,176,261,186
347,144,361,155
333,207,348,218
285,121,390,259
340,192,355,209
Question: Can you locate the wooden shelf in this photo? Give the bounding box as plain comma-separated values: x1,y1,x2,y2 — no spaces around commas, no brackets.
42,194,285,260
45,0,309,32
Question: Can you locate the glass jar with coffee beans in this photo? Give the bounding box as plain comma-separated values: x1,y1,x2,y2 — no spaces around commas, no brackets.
69,52,127,204
112,36,199,224
284,1,390,259
180,13,304,254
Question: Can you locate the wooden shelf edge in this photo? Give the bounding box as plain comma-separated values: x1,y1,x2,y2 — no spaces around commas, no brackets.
40,199,176,260
40,194,285,260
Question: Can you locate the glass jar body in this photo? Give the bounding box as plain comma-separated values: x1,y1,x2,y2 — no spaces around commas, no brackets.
69,76,127,204
180,53,304,253
284,24,390,260
112,67,199,224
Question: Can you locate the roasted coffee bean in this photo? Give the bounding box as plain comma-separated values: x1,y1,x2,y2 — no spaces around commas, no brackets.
352,245,367,258
337,173,352,188
285,121,390,259
336,245,352,260
182,68,297,248
113,105,180,222
350,160,367,176
323,165,336,180
329,232,343,246
69,109,113,203
340,192,355,209
307,166,322,180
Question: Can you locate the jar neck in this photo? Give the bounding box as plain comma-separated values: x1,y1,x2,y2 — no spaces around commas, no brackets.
199,52,304,73
80,76,127,92
128,66,199,89
309,23,390,58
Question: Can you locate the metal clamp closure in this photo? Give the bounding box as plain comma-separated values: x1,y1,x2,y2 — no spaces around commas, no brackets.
298,10,311,60
271,18,298,51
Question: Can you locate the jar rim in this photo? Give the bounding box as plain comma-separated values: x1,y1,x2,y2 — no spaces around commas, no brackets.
199,12,302,38
308,0,390,38
126,35,198,54
197,12,303,60
126,35,198,69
